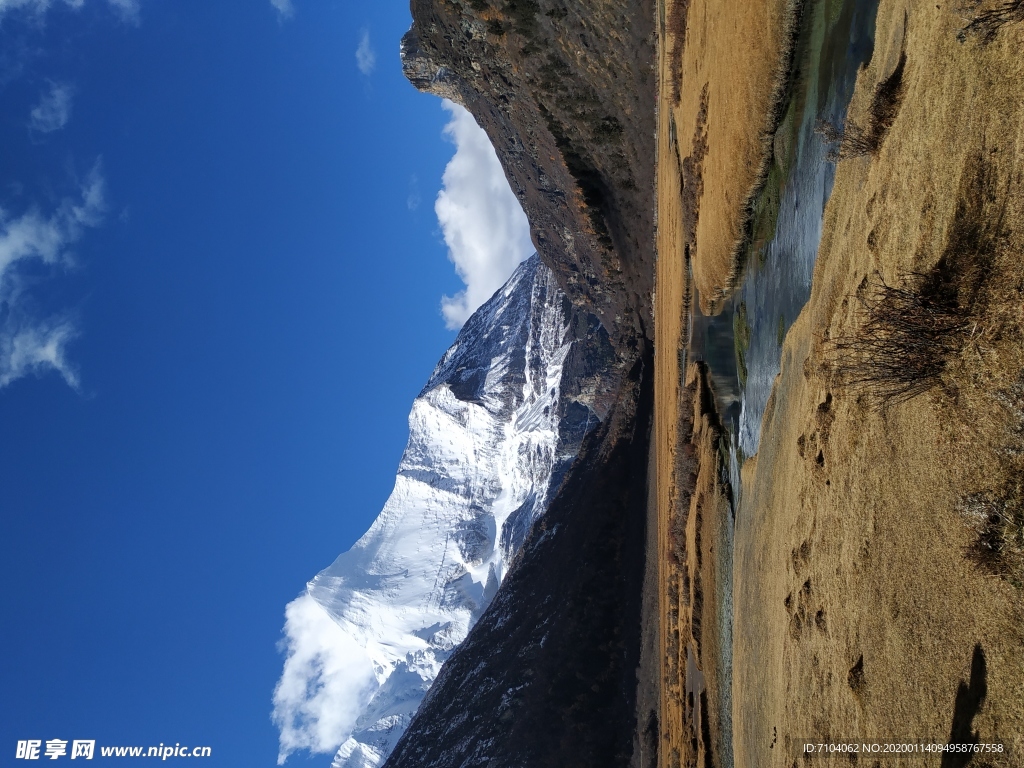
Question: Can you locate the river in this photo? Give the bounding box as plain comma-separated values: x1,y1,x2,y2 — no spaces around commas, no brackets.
685,0,882,761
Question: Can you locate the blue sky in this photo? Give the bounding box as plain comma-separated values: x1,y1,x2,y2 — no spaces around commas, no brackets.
0,1,529,765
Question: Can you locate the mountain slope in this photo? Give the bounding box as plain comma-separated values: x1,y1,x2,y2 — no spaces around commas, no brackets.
299,255,615,768
383,348,652,768
401,0,656,349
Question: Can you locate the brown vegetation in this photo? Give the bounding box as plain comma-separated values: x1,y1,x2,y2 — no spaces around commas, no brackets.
733,0,1024,762
816,50,907,160
828,272,968,403
666,0,691,106
958,480,1024,587
958,0,1024,42
661,0,798,312
828,150,1009,405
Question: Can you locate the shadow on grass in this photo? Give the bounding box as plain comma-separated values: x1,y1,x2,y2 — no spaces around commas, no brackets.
941,644,988,768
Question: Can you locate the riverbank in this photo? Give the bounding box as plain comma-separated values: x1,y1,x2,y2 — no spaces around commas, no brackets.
659,0,799,313
733,0,1024,763
653,361,733,768
653,0,797,761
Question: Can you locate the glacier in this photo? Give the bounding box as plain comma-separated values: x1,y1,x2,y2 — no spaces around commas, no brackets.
278,255,614,768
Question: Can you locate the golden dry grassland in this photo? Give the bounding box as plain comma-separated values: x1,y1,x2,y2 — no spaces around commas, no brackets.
656,0,1024,765
733,0,1024,763
661,0,796,314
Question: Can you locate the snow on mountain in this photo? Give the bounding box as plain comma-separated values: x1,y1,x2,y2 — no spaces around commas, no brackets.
276,255,614,768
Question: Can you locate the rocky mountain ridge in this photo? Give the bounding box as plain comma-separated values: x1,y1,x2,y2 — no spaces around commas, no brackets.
401,0,656,351
380,1,660,765
383,347,652,768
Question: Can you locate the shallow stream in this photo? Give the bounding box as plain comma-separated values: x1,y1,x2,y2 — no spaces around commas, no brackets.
689,0,881,488
684,0,882,761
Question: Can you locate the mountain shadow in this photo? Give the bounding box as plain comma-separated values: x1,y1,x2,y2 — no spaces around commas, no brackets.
383,348,653,768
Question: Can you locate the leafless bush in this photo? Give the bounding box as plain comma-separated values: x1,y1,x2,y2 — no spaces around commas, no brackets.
828,273,968,404
957,0,1024,43
816,119,876,161
667,0,692,105
830,155,1003,406
870,51,907,134
817,52,907,161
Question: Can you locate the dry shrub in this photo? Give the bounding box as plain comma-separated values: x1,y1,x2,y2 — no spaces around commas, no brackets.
667,0,692,105
955,387,1024,589
868,51,907,136
957,0,1024,43
828,272,968,403
817,52,907,160
829,156,1004,405
816,119,876,161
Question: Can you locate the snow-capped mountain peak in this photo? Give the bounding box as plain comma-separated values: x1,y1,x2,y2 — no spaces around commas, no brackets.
276,255,614,768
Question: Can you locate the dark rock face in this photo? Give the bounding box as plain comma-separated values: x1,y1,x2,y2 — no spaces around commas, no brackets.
391,3,658,765
384,352,653,768
402,0,657,350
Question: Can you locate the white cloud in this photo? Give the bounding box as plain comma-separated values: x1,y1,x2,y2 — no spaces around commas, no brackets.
273,593,376,764
355,29,375,76
269,0,293,21
0,316,79,388
0,0,138,21
29,81,73,133
0,162,104,389
435,101,533,329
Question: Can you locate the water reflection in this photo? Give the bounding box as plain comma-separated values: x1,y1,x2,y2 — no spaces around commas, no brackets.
688,0,881,463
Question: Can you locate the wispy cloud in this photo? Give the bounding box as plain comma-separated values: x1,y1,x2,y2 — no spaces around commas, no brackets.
435,101,533,329
0,316,79,388
273,593,375,765
29,81,73,133
355,28,375,76
0,0,56,19
269,0,293,21
407,174,421,211
0,0,139,22
0,162,104,389
105,0,139,24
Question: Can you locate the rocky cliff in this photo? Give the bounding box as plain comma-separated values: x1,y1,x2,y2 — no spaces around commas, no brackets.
401,0,657,350
382,2,660,764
